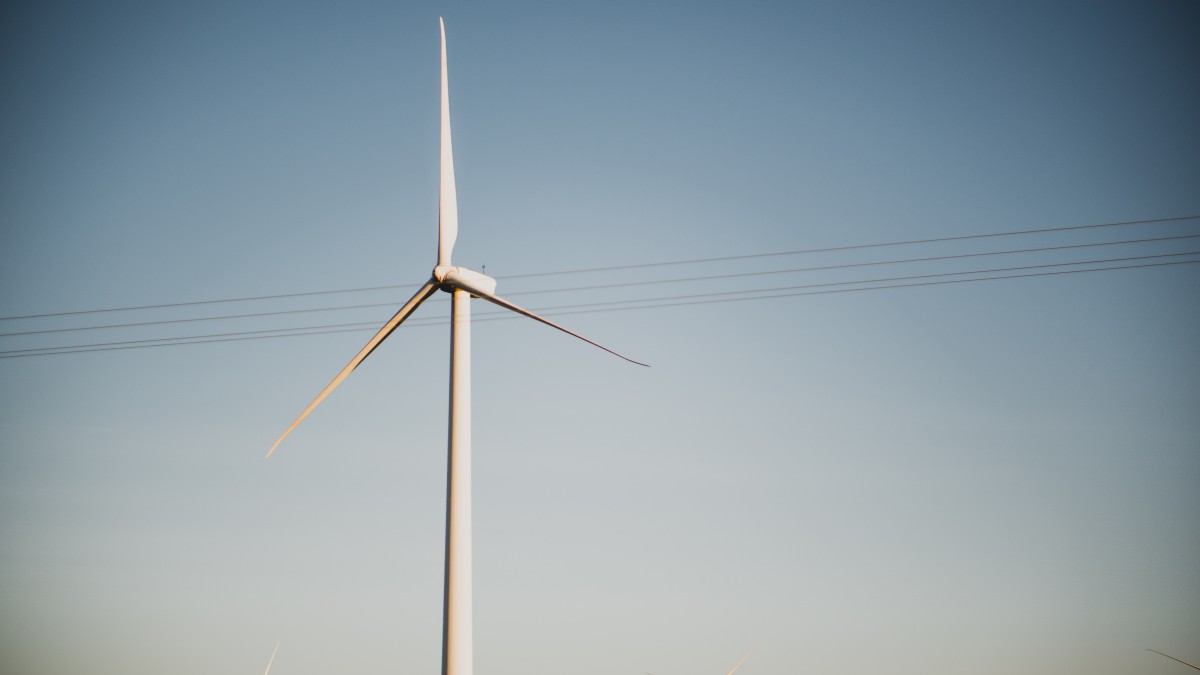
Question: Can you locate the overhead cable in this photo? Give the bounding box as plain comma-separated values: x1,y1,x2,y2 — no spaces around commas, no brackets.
1,214,1195,322
4,253,1196,359
3,233,1196,338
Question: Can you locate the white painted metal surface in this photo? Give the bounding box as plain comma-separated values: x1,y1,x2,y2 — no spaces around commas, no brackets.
262,641,280,675
725,649,753,675
449,272,647,366
266,19,645,675
438,17,458,267
443,288,473,675
266,280,439,458
437,266,498,296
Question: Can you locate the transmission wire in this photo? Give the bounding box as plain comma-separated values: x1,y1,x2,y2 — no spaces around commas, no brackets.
4,252,1195,359
1,214,1195,322
3,232,1195,338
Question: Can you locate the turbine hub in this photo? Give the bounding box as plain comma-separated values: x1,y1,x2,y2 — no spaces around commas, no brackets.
434,265,498,296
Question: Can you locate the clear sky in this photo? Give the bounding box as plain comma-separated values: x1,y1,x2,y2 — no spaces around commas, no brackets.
1,2,1197,674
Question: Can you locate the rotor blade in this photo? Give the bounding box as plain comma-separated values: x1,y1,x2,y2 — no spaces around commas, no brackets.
1148,649,1200,670
438,17,458,266
263,641,280,675
725,648,754,675
267,280,440,458
442,277,648,367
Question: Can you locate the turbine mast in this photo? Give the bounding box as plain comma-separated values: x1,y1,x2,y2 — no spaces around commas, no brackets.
442,287,473,675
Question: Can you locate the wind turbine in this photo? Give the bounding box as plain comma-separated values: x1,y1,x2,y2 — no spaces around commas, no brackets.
723,649,753,675
644,648,754,675
262,641,280,675
266,18,645,675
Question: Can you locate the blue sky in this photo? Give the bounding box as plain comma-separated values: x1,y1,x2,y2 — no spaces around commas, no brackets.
2,2,1198,674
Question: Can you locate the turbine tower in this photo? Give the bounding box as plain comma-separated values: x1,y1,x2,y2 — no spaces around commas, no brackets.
267,18,645,675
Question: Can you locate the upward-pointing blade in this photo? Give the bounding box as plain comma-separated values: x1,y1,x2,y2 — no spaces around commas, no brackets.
438,17,458,266
266,280,440,458
441,276,649,367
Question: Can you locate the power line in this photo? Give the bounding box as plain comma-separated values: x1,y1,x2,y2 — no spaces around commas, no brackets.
4,253,1195,359
499,214,1200,279
0,282,412,322
0,324,392,358
510,233,1200,297
544,259,1200,317
1,214,1195,322
3,233,1195,338
0,321,399,357
475,251,1200,314
0,298,421,338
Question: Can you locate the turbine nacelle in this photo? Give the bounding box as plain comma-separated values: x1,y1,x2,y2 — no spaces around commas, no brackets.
434,265,497,296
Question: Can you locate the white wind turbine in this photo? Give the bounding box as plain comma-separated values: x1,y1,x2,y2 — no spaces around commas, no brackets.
266,18,646,675
646,647,754,675
262,641,279,675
